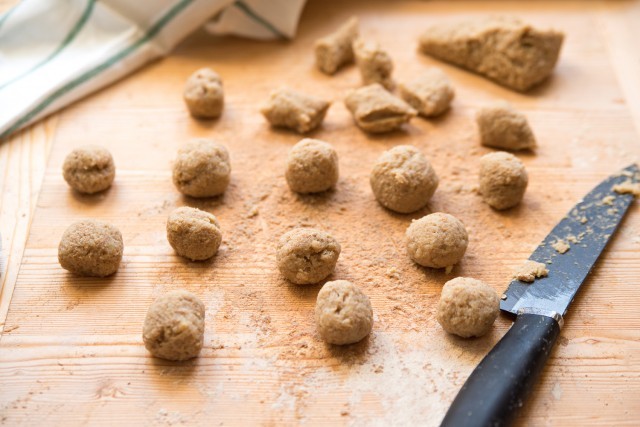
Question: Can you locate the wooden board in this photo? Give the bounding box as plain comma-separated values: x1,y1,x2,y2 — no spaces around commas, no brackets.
2,1,640,425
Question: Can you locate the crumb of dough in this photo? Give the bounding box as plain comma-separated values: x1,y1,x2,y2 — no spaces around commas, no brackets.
552,239,570,254
62,146,115,194
513,260,549,283
143,290,205,361
479,151,528,210
370,145,439,213
276,228,341,284
315,17,359,75
566,234,578,244
437,277,499,338
613,182,640,197
406,213,468,269
166,207,222,261
183,68,224,119
353,38,394,89
418,16,564,91
247,205,259,218
286,139,339,194
580,216,588,224
58,220,123,277
260,88,330,134
398,67,455,117
601,195,616,205
476,101,536,151
345,83,416,133
315,280,373,345
172,139,231,198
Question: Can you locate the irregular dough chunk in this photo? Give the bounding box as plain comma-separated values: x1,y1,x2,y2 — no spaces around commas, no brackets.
398,68,454,117
370,145,439,213
286,139,339,194
172,139,231,198
513,260,548,283
315,17,359,75
276,228,341,285
58,220,123,277
345,83,416,133
315,280,373,345
437,277,499,338
353,38,394,89
183,68,224,119
406,213,468,269
166,206,222,261
143,290,205,361
419,16,564,91
476,101,536,151
62,146,115,194
479,151,528,210
261,88,330,134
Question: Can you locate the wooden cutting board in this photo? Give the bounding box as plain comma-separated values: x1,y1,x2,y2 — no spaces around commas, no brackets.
1,1,640,425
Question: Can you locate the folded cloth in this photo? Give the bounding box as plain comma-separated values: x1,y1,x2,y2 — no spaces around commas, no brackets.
0,0,307,139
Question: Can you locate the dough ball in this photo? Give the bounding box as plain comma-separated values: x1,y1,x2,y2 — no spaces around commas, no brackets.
437,277,499,338
406,213,468,269
172,139,231,198
370,145,439,213
143,290,205,361
58,220,123,277
286,139,339,194
476,101,536,151
479,151,528,210
276,228,341,285
183,68,224,119
315,280,373,345
166,207,222,261
62,146,115,194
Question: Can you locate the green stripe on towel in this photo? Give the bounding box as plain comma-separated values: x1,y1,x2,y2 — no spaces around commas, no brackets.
234,0,285,38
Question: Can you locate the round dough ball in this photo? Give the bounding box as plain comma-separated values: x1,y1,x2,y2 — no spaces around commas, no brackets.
143,290,205,361
370,145,439,213
58,220,123,277
173,139,231,198
406,213,468,269
167,207,222,261
437,277,499,338
315,280,373,345
183,68,224,119
479,151,528,210
276,228,341,285
285,138,339,194
62,146,115,194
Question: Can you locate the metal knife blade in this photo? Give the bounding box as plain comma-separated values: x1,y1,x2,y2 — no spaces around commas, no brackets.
500,164,639,317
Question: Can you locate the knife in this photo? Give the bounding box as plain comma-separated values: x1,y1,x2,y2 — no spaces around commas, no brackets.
440,164,639,427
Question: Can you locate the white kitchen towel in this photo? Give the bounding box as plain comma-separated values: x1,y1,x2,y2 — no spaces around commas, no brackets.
0,0,307,139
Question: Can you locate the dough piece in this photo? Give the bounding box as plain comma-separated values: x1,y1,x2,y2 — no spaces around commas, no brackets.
353,38,394,90
513,260,548,283
143,290,205,361
344,83,416,133
398,68,455,117
419,16,564,91
315,280,373,345
479,151,528,210
58,220,123,277
166,207,222,261
613,182,640,197
315,17,359,75
286,139,339,194
62,146,115,194
552,239,570,254
476,102,536,151
276,228,341,285
183,68,224,119
370,145,439,213
260,88,330,134
406,213,468,269
437,277,499,338
172,139,231,198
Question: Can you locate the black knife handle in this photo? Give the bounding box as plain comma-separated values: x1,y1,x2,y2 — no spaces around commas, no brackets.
440,312,562,427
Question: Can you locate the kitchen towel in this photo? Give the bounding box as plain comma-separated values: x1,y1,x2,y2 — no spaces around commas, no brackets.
0,0,307,139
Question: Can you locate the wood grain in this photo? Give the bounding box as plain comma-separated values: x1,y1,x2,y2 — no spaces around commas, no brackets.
2,1,640,425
